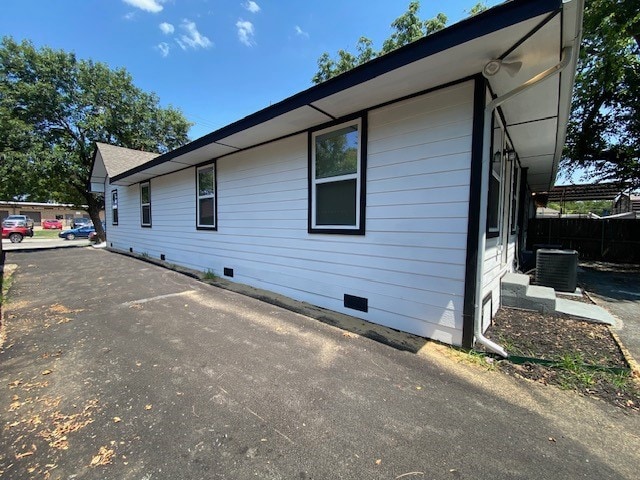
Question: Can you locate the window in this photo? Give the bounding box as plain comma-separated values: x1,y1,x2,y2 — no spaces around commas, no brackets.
140,181,151,227
510,161,520,235
487,114,504,237
309,117,366,234
111,190,119,225
196,163,216,229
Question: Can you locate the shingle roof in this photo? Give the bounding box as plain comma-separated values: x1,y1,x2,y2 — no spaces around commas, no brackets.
95,142,159,178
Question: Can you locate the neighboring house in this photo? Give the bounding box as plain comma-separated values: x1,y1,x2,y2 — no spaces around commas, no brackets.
90,0,584,351
613,193,640,216
0,201,104,227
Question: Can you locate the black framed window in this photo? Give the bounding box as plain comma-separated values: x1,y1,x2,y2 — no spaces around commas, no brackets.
487,114,504,238
196,163,217,230
111,190,119,225
510,161,519,235
140,181,151,227
309,117,366,234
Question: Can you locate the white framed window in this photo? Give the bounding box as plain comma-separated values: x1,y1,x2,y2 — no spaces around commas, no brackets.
111,190,118,226
140,181,151,227
487,114,505,238
196,163,216,230
309,117,366,234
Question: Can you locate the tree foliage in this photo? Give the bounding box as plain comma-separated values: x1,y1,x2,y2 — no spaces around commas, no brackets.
0,37,191,236
312,1,486,84
563,0,640,188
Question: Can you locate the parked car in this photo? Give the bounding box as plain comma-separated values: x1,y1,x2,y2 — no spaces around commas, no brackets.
3,214,34,229
59,225,96,240
2,223,34,243
72,218,92,228
42,219,63,229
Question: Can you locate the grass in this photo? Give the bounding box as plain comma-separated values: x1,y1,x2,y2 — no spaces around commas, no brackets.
203,269,217,280
140,252,150,259
33,229,62,239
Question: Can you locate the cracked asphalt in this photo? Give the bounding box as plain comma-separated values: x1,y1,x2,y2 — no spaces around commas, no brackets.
1,248,639,479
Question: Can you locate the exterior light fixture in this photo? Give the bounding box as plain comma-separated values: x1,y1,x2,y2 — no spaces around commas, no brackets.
483,59,523,78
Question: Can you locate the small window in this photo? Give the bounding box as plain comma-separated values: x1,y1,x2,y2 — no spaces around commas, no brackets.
487,115,504,238
111,190,119,226
140,181,151,227
309,117,366,234
197,163,216,229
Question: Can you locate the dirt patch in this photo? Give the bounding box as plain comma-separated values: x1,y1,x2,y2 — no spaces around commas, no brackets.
484,307,640,411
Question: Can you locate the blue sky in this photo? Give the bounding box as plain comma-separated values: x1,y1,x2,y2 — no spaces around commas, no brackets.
1,0,497,141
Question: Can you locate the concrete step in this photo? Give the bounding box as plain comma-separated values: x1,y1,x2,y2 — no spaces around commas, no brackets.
501,273,556,314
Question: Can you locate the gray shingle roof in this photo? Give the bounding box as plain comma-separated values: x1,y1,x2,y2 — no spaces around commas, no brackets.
95,142,159,178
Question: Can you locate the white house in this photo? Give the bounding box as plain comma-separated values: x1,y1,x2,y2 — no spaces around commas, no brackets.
91,0,584,353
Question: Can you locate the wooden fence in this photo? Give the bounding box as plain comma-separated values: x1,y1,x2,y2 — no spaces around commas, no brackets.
527,218,640,263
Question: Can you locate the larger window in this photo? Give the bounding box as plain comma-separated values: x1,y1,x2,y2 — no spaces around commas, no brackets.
487,114,504,238
309,117,366,234
196,163,216,230
111,190,118,226
140,181,151,227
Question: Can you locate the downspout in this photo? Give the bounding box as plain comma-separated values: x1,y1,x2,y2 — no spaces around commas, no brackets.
474,46,574,357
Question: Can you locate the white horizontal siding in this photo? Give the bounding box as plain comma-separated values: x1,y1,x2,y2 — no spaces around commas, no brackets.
108,80,475,346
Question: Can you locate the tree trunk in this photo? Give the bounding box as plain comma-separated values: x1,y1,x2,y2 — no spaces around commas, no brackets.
86,193,105,242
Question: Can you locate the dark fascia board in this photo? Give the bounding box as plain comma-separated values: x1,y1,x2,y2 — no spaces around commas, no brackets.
111,0,561,184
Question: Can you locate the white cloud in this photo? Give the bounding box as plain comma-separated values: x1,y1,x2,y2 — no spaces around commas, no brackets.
122,0,164,13
294,26,309,38
236,20,255,47
124,11,136,20
243,1,260,14
159,22,174,34
157,42,170,57
178,20,212,50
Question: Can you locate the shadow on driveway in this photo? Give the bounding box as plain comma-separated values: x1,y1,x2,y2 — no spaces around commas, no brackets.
1,249,638,479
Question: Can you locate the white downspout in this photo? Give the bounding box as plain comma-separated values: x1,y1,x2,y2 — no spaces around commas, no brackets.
474,46,574,357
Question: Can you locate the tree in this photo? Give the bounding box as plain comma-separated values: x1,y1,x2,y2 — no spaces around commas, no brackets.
0,37,192,239
563,0,640,188
312,1,486,84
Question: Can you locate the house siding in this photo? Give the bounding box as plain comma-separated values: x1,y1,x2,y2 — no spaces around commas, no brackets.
107,81,474,346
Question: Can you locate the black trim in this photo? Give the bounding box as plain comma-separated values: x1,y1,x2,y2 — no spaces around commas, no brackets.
510,162,519,235
308,104,336,120
195,161,218,231
110,0,561,184
486,113,501,239
111,189,119,226
140,181,152,228
462,75,487,350
344,294,368,313
308,114,367,235
160,254,166,261
223,267,234,278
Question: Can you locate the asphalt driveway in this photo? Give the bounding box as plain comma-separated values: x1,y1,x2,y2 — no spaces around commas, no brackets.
1,248,638,479
578,262,640,365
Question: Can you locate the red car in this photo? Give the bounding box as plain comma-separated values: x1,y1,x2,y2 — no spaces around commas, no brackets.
2,224,34,243
42,219,63,229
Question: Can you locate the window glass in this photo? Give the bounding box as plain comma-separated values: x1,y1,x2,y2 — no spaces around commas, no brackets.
316,179,357,225
310,119,363,233
315,126,358,179
487,115,504,235
141,182,151,226
197,164,216,228
112,190,118,225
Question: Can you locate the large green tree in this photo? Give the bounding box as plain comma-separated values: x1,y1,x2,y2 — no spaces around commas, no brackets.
312,1,486,84
0,37,191,238
563,0,640,188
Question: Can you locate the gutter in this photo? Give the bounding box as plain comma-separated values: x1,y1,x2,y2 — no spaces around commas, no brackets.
473,46,574,357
